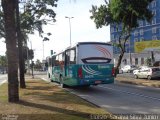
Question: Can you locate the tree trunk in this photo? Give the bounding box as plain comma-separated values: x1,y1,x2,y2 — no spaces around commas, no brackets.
16,0,26,88
115,51,124,77
2,0,19,102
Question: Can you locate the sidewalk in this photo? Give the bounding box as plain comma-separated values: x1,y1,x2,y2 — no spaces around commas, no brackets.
116,76,160,88
0,75,112,120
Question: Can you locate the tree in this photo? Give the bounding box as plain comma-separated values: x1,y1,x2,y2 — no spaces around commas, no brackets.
0,55,7,67
1,0,58,102
2,0,19,102
16,0,57,88
16,0,26,88
0,55,7,73
90,0,153,76
0,0,57,89
34,59,43,70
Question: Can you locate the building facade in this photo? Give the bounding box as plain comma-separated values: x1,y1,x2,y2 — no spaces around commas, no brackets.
111,0,160,67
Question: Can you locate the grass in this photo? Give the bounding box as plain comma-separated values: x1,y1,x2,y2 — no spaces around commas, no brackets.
116,76,160,88
0,77,113,120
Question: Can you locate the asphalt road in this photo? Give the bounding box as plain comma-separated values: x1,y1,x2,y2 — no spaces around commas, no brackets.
36,72,160,114
68,82,160,114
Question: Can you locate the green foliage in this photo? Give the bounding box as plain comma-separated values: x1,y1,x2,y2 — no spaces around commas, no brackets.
90,4,113,28
110,0,153,29
90,0,153,75
34,59,43,70
145,58,152,66
28,49,34,60
0,55,7,67
20,0,57,37
0,0,58,40
23,46,34,60
90,0,153,30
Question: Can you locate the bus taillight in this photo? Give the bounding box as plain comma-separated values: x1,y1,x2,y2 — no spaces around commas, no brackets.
112,67,115,76
78,67,83,78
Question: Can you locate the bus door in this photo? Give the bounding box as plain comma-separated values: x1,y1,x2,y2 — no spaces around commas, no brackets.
64,50,69,76
64,48,76,77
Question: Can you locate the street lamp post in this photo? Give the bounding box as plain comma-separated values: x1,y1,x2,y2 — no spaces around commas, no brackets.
65,16,74,47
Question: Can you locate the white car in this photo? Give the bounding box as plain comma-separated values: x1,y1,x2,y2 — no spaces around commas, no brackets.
120,65,137,73
133,67,160,80
133,66,149,74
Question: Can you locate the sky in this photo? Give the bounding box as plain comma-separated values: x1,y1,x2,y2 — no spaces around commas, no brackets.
0,0,110,61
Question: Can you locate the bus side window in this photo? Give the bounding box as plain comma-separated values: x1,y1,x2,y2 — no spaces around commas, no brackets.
70,49,76,64
55,56,59,66
65,51,70,65
52,56,56,66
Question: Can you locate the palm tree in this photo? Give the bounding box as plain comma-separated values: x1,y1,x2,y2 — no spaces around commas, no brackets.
2,0,19,102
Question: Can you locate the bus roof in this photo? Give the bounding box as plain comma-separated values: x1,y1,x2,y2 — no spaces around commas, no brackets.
50,42,112,57
77,42,112,46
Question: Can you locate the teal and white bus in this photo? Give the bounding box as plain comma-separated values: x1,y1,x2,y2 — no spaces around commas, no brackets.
47,42,115,87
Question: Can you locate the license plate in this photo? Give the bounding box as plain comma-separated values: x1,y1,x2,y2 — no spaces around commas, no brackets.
95,81,101,84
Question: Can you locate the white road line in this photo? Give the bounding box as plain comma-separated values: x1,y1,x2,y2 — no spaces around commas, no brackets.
99,85,160,101
0,80,7,85
41,78,48,82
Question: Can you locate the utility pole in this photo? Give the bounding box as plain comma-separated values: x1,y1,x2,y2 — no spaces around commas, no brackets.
65,16,74,47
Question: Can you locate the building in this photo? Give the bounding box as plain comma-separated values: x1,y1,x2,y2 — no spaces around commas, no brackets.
111,0,160,67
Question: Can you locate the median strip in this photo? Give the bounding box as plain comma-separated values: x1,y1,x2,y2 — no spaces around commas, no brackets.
0,76,113,120
116,76,160,88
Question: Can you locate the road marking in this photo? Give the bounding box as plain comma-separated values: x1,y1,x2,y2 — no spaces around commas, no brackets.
41,78,48,82
0,80,7,85
99,85,160,101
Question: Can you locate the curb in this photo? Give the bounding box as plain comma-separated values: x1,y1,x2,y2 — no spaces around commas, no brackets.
39,77,102,108
116,79,160,88
65,88,101,108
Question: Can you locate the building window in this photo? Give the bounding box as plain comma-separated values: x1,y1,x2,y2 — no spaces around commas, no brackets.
152,27,157,34
139,21,143,27
111,27,114,33
140,37,144,41
152,10,156,16
114,26,118,32
141,58,144,65
118,26,122,31
134,31,138,36
146,21,150,26
152,35,157,40
116,35,119,41
111,34,115,41
140,29,144,35
123,59,127,65
152,18,156,25
152,0,156,8
134,38,138,42
135,58,138,65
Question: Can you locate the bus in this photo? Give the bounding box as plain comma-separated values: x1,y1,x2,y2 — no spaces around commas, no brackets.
47,42,115,87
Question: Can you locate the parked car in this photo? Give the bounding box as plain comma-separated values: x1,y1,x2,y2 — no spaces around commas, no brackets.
133,67,160,80
120,65,137,73
133,66,149,74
